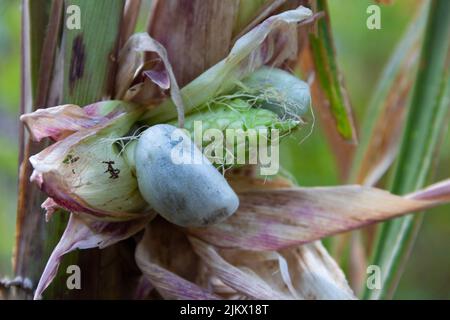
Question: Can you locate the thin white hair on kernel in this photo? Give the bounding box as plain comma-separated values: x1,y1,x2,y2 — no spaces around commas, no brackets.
296,100,315,147
100,125,150,157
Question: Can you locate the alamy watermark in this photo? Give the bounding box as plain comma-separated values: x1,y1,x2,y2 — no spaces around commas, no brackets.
66,265,81,290
366,264,382,290
66,5,81,30
366,5,381,30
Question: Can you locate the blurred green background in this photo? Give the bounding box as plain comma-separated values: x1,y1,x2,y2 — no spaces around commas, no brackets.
0,0,448,298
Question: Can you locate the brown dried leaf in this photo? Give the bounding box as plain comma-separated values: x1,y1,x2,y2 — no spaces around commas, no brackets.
34,213,151,299
116,33,185,126
148,0,240,87
189,178,450,250
189,237,290,299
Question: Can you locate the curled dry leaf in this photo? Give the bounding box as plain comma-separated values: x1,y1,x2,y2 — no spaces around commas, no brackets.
210,242,356,300
189,237,290,300
20,101,136,142
135,220,219,300
217,248,301,299
195,241,355,300
188,178,450,250
21,104,93,142
279,242,356,299
116,33,185,126
34,213,153,300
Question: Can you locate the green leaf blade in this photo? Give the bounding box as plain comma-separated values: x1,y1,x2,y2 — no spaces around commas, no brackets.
366,0,450,300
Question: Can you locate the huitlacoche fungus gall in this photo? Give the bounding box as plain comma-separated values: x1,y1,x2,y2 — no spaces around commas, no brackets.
134,124,239,227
